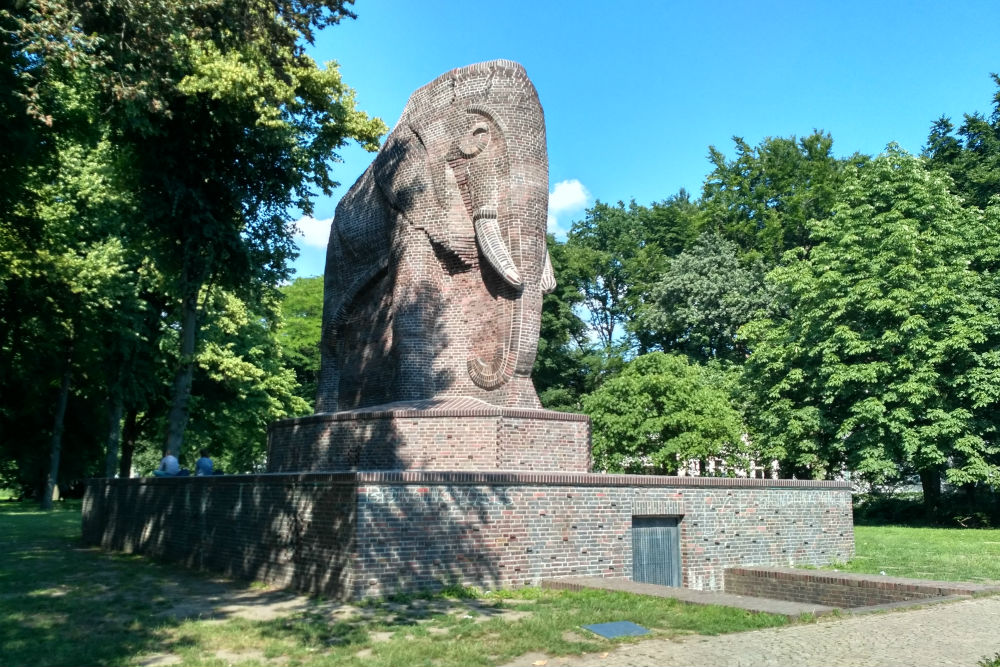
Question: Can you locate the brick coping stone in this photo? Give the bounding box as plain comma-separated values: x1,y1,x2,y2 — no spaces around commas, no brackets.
104,470,850,490
270,397,591,429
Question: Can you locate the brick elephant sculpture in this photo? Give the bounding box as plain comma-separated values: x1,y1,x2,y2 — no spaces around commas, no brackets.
317,60,556,412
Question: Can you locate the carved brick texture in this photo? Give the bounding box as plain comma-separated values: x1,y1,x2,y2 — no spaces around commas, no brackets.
318,60,552,413
83,473,853,600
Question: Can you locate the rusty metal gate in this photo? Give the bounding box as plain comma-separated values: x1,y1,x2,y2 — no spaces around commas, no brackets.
631,516,681,587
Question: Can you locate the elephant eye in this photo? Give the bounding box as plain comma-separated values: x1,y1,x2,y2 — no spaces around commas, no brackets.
458,122,491,158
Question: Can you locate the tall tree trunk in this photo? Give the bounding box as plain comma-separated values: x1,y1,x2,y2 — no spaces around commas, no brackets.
164,289,198,457
41,346,72,510
119,408,138,478
104,392,123,478
920,468,942,511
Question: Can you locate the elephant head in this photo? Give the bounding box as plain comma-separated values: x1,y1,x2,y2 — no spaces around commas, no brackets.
370,60,555,403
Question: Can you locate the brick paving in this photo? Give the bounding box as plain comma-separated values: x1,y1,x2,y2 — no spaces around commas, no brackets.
502,595,1000,667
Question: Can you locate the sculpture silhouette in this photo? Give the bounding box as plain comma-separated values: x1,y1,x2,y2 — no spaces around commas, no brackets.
318,60,555,412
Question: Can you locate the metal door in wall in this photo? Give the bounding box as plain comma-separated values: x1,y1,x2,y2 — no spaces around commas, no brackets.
632,516,682,587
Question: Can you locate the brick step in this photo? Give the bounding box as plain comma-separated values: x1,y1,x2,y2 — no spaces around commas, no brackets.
542,576,836,620
725,566,1000,608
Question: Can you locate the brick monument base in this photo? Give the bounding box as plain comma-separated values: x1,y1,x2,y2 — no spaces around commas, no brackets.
266,398,592,473
82,471,854,600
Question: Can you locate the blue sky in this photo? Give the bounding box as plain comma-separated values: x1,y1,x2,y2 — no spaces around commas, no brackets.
289,0,1000,278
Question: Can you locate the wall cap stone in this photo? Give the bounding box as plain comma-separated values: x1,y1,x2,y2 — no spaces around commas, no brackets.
89,470,850,490
270,397,591,429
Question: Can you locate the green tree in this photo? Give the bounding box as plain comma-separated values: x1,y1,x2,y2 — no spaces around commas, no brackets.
925,73,1000,210
0,31,145,503
640,189,703,258
702,132,855,264
564,201,650,352
16,0,386,460
562,195,701,359
741,146,1000,496
585,352,745,474
278,276,324,408
533,234,610,411
641,232,773,364
181,288,309,473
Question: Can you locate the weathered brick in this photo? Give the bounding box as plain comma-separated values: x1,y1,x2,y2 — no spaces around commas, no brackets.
83,472,853,599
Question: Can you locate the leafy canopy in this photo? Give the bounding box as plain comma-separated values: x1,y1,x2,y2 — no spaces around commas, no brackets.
585,352,745,474
741,146,1000,486
642,232,773,363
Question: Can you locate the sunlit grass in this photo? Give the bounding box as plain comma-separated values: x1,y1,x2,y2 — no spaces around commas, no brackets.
9,503,997,666
0,501,786,666
833,525,1000,583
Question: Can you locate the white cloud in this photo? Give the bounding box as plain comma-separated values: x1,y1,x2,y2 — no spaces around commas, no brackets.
549,179,590,213
547,179,591,238
292,215,332,249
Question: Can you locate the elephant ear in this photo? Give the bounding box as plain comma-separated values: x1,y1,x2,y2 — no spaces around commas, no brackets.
371,125,429,213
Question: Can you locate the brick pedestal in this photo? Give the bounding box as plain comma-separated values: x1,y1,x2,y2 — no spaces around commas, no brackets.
267,398,591,473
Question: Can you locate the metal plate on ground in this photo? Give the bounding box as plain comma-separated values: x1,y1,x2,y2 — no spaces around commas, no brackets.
581,621,650,639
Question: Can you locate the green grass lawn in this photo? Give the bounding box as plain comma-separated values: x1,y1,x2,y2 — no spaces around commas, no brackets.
7,502,997,667
835,524,1000,583
0,501,785,667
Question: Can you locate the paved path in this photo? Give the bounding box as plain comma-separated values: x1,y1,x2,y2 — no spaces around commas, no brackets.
503,596,1000,667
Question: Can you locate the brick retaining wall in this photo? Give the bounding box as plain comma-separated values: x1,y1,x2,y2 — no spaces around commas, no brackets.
82,474,358,597
724,566,994,608
83,472,853,599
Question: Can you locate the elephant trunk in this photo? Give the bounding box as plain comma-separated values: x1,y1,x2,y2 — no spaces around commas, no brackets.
467,164,546,397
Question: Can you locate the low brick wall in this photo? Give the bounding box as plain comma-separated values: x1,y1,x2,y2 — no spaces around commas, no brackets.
82,474,358,597
84,472,853,599
724,567,990,607
267,400,591,473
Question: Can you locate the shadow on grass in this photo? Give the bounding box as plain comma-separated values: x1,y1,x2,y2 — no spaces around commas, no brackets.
0,502,522,666
0,501,344,666
1,501,160,666
1,501,790,667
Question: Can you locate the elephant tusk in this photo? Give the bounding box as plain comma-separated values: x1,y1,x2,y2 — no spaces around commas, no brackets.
473,208,522,289
541,251,557,295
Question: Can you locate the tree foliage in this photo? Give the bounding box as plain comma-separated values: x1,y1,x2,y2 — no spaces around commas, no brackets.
0,1,383,497
586,352,745,474
641,232,773,363
279,276,324,407
741,146,1000,487
702,132,855,264
12,0,385,460
925,73,1000,210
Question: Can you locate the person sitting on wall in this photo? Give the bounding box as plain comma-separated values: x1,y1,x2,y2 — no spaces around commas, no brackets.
195,449,214,476
153,450,181,477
